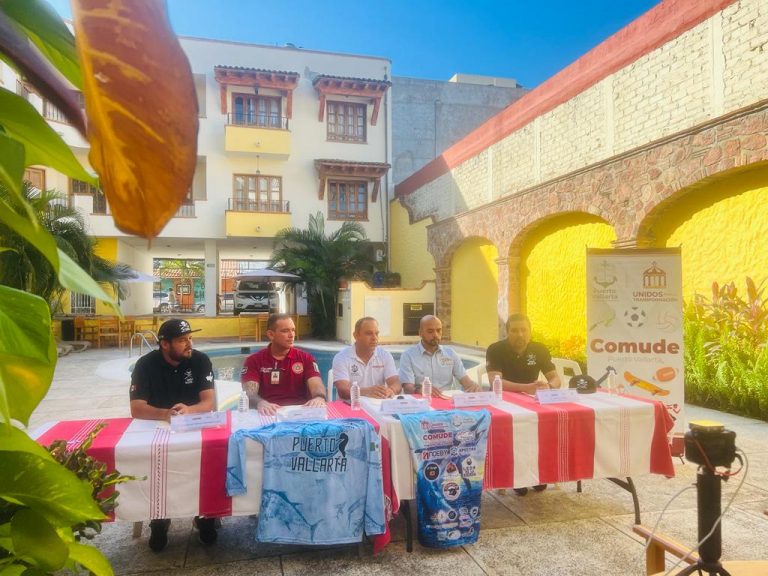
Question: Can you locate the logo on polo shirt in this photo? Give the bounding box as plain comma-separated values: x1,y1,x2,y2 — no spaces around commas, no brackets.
526,353,537,366
351,365,360,375
184,369,193,385
439,357,454,366
292,362,304,374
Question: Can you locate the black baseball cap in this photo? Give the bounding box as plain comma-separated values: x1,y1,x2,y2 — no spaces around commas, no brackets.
158,319,201,341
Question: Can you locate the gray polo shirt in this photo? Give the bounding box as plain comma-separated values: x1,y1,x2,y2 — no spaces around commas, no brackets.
398,342,467,391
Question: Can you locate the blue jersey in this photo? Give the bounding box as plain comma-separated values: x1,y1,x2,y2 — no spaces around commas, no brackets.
400,410,490,548
227,419,386,545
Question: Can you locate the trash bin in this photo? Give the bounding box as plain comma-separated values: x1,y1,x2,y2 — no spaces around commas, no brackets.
61,318,75,341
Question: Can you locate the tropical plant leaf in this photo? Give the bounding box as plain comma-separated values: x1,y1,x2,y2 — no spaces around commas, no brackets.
0,131,29,217
0,451,105,524
0,285,56,425
0,0,82,90
71,0,198,239
0,88,92,183
11,509,68,571
67,541,114,576
0,564,27,576
0,194,58,273
0,425,55,460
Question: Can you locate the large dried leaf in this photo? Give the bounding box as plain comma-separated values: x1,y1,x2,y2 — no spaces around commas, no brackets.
71,0,198,239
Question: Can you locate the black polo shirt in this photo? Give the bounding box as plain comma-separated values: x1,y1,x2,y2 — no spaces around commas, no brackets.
129,349,214,409
485,339,555,384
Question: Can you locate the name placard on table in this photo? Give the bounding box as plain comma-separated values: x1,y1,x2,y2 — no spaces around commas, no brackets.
380,395,430,415
452,391,498,407
170,411,227,432
536,388,579,404
276,406,328,422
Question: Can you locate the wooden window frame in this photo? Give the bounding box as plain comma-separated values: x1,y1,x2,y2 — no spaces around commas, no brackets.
232,173,284,212
231,93,283,129
327,180,368,221
70,178,107,214
23,168,45,190
326,101,366,143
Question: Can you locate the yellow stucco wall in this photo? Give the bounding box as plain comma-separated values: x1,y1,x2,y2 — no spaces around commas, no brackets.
339,280,436,344
94,237,118,315
451,238,498,348
389,200,435,288
651,165,768,300
521,214,615,344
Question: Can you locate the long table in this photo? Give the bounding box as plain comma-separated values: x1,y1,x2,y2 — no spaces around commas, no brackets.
362,390,675,500
32,391,674,549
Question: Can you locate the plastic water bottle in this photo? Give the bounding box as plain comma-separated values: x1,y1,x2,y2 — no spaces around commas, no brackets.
607,369,617,395
422,377,432,405
493,374,503,402
238,390,249,413
350,380,361,411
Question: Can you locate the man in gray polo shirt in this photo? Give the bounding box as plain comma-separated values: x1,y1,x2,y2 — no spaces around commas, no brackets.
399,315,481,396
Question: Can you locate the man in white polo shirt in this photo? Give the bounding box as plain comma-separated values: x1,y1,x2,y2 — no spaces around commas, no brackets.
399,315,481,396
332,317,401,399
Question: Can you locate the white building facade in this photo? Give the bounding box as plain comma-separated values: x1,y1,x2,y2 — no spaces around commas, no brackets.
7,37,392,315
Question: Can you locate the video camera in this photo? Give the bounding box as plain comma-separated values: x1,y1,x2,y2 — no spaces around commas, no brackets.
684,420,737,468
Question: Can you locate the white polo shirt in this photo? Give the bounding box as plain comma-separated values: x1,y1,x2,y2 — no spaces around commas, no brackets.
331,345,398,389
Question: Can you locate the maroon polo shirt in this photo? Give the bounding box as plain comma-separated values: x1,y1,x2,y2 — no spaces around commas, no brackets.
240,345,321,406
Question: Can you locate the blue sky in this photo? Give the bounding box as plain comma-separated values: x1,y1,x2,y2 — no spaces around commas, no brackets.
49,0,659,88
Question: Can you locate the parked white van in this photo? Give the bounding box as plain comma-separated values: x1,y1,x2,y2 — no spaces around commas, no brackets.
233,277,278,315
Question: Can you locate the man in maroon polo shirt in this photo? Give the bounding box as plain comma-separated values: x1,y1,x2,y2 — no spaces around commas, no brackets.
240,313,326,415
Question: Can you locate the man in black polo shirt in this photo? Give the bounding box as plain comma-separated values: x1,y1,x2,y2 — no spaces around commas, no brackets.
486,313,561,496
129,318,217,551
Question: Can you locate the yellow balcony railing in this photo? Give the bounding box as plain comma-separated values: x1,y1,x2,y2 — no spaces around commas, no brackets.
225,199,291,237
224,114,291,158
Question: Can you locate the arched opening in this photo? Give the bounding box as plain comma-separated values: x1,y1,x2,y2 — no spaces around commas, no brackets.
450,237,498,348
646,163,768,299
519,213,615,351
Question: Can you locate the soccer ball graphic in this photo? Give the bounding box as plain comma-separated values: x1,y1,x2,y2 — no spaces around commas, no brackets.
624,306,646,328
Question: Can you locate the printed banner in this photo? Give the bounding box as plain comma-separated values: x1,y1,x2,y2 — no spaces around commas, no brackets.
400,410,490,548
586,248,684,435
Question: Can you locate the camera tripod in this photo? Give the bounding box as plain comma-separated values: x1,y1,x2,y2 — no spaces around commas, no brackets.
676,466,731,576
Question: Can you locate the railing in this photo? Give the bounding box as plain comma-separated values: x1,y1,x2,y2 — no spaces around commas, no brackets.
226,113,289,130
227,198,290,213
43,100,70,124
129,330,157,358
174,203,196,217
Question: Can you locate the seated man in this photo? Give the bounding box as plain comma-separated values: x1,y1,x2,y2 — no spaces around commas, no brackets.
399,315,481,396
332,317,401,399
240,313,326,415
129,318,218,551
486,313,562,496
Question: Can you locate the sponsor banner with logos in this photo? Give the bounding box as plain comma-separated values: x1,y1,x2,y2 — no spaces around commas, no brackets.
399,410,490,548
586,248,684,435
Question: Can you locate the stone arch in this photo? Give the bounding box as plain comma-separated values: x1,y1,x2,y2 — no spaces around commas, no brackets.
637,161,768,299
512,211,616,347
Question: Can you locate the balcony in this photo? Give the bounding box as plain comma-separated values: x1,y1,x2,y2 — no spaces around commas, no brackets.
224,114,291,159
225,198,291,238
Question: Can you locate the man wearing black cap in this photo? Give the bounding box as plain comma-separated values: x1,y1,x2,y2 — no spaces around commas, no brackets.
129,318,217,551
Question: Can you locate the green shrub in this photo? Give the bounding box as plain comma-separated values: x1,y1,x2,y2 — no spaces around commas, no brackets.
684,277,768,420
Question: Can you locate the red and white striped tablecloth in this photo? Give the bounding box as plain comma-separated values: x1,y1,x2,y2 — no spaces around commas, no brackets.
31,406,398,531
33,413,260,521
361,390,675,500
